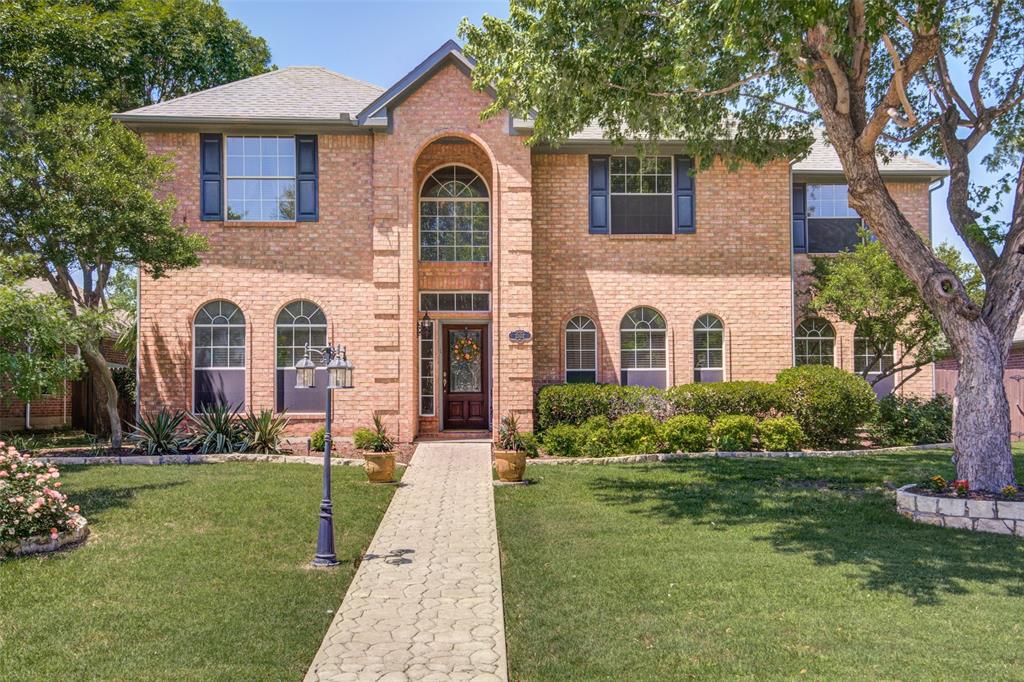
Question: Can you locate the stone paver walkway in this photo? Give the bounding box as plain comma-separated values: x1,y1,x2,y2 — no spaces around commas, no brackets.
305,441,507,682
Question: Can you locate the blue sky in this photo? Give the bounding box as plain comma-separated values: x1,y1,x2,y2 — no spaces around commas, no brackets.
222,1,1007,261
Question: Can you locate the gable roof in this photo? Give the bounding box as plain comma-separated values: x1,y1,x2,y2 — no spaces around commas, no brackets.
793,128,946,179
113,66,383,126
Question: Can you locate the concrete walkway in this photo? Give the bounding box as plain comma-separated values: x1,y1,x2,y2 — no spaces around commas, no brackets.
305,441,507,682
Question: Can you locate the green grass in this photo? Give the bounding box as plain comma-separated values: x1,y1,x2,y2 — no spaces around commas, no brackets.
1,428,101,451
0,463,396,681
497,451,1024,681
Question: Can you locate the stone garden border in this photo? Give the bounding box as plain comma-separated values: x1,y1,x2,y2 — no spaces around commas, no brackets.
1,513,90,559
896,484,1024,537
29,453,408,468
527,443,952,465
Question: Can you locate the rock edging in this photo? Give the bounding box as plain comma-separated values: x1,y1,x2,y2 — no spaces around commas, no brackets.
29,453,409,468
896,484,1024,536
1,513,90,559
528,443,952,465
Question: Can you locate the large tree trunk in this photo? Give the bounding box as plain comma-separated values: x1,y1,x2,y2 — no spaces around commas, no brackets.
81,344,123,448
953,336,1015,489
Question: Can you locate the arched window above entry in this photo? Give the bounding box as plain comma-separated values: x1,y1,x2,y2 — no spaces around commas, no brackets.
420,165,490,262
193,300,245,411
565,316,597,383
620,307,667,389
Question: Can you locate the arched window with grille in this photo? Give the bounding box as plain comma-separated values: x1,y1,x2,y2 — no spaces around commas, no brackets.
854,322,895,396
565,316,597,383
194,301,245,411
693,314,724,383
794,318,836,366
419,165,490,263
276,300,327,412
620,307,667,388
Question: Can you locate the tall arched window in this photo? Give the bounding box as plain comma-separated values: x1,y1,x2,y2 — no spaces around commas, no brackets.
194,301,245,411
795,318,836,366
565,316,597,383
276,300,327,412
854,322,895,395
693,314,724,383
420,165,489,263
620,307,667,388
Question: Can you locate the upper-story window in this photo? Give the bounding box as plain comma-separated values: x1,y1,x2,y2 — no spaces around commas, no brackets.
793,183,864,253
226,136,297,221
589,155,695,235
419,165,489,262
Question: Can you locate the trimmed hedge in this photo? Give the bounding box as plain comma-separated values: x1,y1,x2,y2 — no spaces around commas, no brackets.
662,414,711,453
711,415,758,451
775,365,876,448
537,383,671,430
757,416,804,452
667,381,789,420
611,413,664,455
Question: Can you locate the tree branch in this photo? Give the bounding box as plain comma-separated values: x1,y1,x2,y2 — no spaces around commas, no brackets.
881,33,919,128
936,51,978,124
971,0,1004,112
808,24,852,116
605,65,777,100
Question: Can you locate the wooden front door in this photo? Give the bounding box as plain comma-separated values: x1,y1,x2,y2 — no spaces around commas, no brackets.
443,325,488,430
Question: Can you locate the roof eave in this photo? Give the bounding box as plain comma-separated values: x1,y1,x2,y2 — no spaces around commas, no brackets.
112,113,359,133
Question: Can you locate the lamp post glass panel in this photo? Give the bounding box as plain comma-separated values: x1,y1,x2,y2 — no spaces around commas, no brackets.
295,344,354,567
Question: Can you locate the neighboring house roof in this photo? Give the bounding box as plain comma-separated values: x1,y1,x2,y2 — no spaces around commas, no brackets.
113,66,383,126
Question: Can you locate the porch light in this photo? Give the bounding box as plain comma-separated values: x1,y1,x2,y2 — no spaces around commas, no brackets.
417,310,432,338
326,347,355,390
294,355,316,389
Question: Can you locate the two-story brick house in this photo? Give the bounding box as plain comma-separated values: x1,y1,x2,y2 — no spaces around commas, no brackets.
114,41,947,441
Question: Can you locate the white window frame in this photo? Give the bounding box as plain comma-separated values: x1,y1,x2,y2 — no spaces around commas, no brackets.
225,135,297,222
275,300,328,371
418,164,491,263
419,291,491,313
620,307,668,374
419,320,436,416
693,314,724,381
192,300,246,411
853,326,894,377
608,155,675,234
794,317,837,366
565,315,597,382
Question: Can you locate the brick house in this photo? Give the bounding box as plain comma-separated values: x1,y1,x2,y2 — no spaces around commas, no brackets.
113,41,947,442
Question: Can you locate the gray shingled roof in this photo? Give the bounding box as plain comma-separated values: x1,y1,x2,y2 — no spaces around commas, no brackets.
794,128,945,177
114,67,383,123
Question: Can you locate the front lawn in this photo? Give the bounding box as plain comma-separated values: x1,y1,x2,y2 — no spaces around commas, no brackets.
497,451,1024,681
1,463,396,681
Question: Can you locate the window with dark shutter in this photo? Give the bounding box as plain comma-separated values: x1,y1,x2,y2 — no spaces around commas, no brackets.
295,135,318,221
609,156,673,234
588,156,609,234
200,134,223,221
805,184,864,252
792,182,807,252
674,156,695,233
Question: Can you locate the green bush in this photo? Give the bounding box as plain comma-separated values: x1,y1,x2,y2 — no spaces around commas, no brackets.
870,394,952,446
130,409,186,455
668,381,789,420
662,414,711,452
711,415,758,451
757,416,804,452
239,409,289,454
309,426,325,452
352,427,375,450
542,423,583,457
188,404,244,454
611,413,664,454
518,432,541,458
775,365,876,448
537,383,671,430
578,415,614,457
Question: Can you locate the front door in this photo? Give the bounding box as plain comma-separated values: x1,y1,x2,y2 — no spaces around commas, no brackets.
443,325,488,430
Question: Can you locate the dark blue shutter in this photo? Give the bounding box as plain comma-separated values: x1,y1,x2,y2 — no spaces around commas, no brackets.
674,156,695,233
199,134,223,221
588,155,609,234
295,135,318,222
792,182,807,252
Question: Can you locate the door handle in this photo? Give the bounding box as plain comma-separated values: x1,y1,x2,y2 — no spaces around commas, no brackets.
443,371,448,391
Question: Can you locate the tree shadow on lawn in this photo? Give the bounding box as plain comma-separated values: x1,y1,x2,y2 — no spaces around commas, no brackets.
67,480,186,520
588,454,1024,606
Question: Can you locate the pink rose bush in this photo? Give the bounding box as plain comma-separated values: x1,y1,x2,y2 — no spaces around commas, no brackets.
0,442,79,542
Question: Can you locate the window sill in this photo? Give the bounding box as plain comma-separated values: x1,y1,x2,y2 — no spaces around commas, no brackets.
223,221,300,228
608,233,678,241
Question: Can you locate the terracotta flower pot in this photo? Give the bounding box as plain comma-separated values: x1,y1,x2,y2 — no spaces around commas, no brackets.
364,452,396,483
494,449,527,482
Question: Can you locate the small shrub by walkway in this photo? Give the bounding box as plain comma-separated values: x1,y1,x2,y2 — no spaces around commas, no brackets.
496,451,1024,680
0,463,396,681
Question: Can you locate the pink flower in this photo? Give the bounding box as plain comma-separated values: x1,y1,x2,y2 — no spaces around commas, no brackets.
50,528,58,540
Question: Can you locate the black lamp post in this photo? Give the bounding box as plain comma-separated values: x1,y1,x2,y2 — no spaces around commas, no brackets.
295,343,354,567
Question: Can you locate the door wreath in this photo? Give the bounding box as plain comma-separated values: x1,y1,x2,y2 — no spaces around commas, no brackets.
453,335,480,363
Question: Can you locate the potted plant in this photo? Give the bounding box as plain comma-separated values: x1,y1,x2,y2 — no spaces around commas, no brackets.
358,412,396,484
494,411,528,483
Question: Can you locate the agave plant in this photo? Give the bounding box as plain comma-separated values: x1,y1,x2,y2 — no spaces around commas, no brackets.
130,409,186,455
240,409,290,454
366,411,395,453
188,404,244,454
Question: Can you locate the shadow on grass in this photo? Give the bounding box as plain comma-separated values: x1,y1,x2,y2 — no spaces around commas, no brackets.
70,481,186,520
589,454,1024,606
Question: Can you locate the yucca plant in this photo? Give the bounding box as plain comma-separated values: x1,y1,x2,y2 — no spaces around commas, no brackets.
366,411,395,453
130,409,186,455
240,409,290,454
188,404,243,454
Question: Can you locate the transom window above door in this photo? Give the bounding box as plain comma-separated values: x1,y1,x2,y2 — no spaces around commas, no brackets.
420,165,490,263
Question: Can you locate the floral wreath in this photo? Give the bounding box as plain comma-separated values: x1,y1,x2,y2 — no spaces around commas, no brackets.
453,336,480,363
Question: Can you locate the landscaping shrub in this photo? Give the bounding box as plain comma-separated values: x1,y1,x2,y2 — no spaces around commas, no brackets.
537,383,671,430
667,381,789,420
188,404,244,454
578,415,614,457
870,394,952,446
661,414,711,452
711,415,758,451
775,365,876,448
542,423,583,457
239,410,289,454
611,413,664,454
757,416,804,452
309,426,326,452
352,428,376,451
130,409,186,455
518,432,541,458
1,442,80,542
